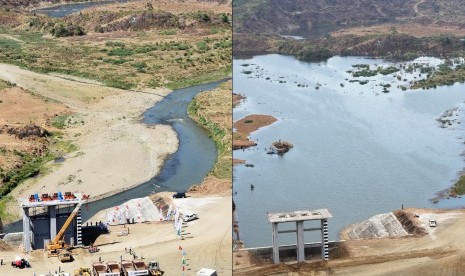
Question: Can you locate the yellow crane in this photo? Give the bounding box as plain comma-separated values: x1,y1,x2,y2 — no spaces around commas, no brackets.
46,201,83,261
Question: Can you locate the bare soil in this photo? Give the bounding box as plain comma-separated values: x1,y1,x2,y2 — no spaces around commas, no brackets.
233,93,246,107
233,114,277,150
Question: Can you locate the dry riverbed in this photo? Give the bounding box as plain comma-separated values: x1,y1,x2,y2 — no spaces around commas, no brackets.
0,63,178,221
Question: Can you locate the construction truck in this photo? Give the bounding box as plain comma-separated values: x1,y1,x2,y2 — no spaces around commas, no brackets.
46,201,83,261
58,249,72,262
148,261,163,276
121,259,150,276
74,267,91,276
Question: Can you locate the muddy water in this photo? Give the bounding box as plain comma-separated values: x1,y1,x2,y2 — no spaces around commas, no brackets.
33,0,132,18
233,54,465,247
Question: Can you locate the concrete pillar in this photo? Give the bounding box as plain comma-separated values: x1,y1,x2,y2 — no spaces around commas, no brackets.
296,221,305,262
49,206,57,240
272,222,279,264
22,208,31,252
321,219,329,260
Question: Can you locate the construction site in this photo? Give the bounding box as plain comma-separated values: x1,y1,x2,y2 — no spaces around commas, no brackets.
0,190,230,276
233,207,465,275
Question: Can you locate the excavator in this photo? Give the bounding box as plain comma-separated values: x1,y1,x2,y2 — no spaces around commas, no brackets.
46,201,83,262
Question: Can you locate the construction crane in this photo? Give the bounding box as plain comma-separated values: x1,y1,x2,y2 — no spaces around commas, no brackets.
46,201,83,259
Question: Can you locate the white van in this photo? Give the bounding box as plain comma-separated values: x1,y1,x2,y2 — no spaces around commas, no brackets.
196,268,217,276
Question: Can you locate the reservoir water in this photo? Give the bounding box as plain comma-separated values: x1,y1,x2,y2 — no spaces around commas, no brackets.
233,54,465,247
33,0,132,18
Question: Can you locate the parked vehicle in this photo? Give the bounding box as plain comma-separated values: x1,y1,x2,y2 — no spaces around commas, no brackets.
183,213,199,222
172,192,187,198
196,268,217,276
429,219,437,227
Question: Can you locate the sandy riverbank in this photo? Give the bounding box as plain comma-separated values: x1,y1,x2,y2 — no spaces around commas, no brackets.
0,63,178,215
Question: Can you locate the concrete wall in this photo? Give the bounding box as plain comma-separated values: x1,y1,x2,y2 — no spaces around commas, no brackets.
242,242,339,262
31,215,50,249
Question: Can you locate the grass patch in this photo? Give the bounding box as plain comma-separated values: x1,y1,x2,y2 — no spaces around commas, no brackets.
105,41,125,47
51,114,71,129
167,66,231,90
0,196,15,221
102,58,129,65
0,152,55,199
159,30,177,35
107,47,133,57
54,139,78,154
0,37,20,50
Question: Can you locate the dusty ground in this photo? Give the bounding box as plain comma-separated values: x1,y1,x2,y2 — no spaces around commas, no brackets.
234,208,465,275
233,114,277,150
0,85,68,171
0,63,178,221
0,195,232,276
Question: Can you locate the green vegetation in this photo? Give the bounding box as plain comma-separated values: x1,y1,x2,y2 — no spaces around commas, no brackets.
0,196,14,221
352,64,370,69
452,175,465,195
108,47,133,57
0,37,20,50
188,82,232,180
102,58,129,65
51,114,71,129
0,79,15,89
378,66,400,75
159,30,177,35
412,65,465,89
50,23,85,37
166,66,231,90
0,152,55,198
352,69,378,77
